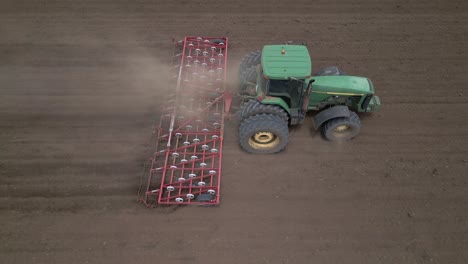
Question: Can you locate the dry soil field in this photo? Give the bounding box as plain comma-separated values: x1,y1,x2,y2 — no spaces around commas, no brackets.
1,0,468,263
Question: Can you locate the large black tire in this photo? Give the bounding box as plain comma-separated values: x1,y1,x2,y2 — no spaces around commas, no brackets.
239,114,289,154
239,65,257,95
322,111,361,141
239,50,261,80
238,99,289,122
313,66,346,76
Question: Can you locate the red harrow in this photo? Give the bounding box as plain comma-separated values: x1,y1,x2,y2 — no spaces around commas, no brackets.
140,36,230,207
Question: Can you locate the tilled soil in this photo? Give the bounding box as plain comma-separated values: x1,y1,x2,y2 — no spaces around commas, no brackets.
1,0,468,263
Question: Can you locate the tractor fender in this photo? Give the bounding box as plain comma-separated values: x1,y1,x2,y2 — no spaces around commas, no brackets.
312,105,350,130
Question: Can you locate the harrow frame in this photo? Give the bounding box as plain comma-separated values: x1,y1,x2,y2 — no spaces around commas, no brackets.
140,36,230,207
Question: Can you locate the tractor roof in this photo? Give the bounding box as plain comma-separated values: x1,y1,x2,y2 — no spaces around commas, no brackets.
261,45,311,79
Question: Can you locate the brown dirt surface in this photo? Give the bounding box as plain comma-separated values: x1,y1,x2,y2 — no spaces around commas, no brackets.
1,0,468,263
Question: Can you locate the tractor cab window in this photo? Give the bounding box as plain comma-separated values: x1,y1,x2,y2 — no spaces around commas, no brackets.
267,79,303,108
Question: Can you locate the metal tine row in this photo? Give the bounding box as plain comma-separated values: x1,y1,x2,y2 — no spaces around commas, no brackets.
163,96,221,201
155,136,219,203
184,40,225,83
161,130,219,202
161,188,217,203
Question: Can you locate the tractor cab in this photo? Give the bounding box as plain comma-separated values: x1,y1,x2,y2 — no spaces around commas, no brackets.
257,45,312,123
266,79,303,108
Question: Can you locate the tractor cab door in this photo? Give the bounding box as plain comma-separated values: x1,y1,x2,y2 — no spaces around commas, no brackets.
267,79,303,108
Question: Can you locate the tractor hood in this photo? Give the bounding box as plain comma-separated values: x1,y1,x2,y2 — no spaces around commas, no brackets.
309,75,375,95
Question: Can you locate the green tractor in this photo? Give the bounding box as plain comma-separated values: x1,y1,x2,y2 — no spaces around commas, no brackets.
238,44,381,154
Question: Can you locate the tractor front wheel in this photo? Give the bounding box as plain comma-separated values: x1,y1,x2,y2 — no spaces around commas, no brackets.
239,114,288,154
322,112,361,141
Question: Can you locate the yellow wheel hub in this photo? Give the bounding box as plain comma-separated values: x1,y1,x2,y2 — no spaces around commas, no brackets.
334,125,350,132
248,131,280,149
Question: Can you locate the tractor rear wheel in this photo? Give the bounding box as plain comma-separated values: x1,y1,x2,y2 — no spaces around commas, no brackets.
239,114,289,154
239,50,261,80
239,99,289,122
239,65,257,95
322,111,361,141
